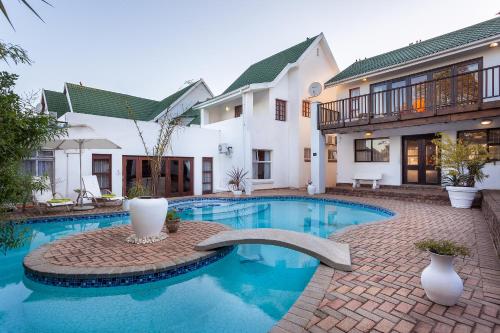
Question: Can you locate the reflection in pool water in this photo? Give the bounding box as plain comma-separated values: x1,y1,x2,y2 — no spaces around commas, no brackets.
0,198,391,333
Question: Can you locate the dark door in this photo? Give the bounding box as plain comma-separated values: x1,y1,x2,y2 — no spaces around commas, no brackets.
403,135,440,185
202,157,213,194
166,157,194,197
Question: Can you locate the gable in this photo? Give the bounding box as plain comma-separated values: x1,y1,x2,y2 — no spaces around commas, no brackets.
43,90,70,118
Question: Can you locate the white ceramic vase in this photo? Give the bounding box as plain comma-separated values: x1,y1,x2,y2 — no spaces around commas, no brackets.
307,184,316,195
129,197,168,239
446,186,478,208
421,252,463,306
232,190,242,196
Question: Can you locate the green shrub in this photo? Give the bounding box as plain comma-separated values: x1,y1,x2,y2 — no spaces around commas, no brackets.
127,183,150,199
415,239,470,257
166,209,179,221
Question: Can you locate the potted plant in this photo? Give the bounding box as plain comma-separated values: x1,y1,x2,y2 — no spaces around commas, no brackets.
307,180,315,195
165,209,181,233
125,183,149,211
127,184,168,240
432,134,489,208
227,167,248,196
415,239,470,306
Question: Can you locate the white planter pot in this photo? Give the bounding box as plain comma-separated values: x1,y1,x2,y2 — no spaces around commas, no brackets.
307,184,316,195
421,252,463,306
129,197,168,239
122,199,130,211
232,190,242,196
446,186,478,209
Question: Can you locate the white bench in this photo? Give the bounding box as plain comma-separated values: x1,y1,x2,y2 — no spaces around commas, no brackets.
352,173,382,189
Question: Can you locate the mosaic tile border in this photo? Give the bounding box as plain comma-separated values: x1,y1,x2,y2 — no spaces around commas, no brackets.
24,245,234,288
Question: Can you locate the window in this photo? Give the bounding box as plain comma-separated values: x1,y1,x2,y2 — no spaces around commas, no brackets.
328,149,337,162
304,148,311,162
202,157,213,194
354,138,390,162
22,150,55,185
275,99,286,121
458,128,500,161
252,150,271,179
234,105,242,118
302,100,311,117
92,154,112,192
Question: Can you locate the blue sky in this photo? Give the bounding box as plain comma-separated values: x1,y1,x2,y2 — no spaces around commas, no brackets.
2,0,499,100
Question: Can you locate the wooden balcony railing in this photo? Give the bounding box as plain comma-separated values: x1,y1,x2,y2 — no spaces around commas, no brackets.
319,65,500,129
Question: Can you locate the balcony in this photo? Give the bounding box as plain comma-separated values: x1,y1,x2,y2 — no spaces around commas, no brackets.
319,65,500,132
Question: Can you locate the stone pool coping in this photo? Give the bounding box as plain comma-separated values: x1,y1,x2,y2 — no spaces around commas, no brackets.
23,222,233,288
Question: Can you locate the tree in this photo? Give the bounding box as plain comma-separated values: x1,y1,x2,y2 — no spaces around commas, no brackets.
128,105,182,197
0,0,50,29
0,71,66,213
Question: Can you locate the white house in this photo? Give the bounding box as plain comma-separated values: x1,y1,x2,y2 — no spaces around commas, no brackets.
195,33,339,191
38,34,339,198
311,17,500,191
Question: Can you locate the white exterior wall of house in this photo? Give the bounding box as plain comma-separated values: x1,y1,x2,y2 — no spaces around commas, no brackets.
156,81,213,120
333,45,500,100
198,35,339,191
327,44,500,190
54,112,221,199
336,119,500,189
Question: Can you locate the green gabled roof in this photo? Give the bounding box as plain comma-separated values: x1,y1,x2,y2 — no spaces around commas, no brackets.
65,81,199,121
43,90,70,118
326,17,500,85
223,35,319,94
153,81,198,118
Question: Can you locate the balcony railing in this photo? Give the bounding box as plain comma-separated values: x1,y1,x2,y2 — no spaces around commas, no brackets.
319,65,500,129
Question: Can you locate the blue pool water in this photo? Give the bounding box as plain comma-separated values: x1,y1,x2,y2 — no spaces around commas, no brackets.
0,197,392,333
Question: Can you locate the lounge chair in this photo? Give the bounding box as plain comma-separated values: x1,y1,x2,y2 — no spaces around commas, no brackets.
82,175,124,206
33,177,75,213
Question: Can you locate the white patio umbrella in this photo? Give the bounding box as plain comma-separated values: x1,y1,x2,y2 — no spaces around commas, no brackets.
43,125,121,208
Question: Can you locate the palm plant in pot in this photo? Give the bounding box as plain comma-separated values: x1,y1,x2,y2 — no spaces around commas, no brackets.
165,209,180,233
415,239,469,306
432,133,489,208
227,167,248,196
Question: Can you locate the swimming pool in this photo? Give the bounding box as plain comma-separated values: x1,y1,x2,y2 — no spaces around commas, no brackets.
0,197,393,333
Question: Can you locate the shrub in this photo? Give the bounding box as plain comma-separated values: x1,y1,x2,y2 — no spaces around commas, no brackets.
415,239,470,257
127,183,150,199
166,209,179,221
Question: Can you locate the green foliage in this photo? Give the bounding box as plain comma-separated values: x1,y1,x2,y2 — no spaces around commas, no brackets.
0,72,66,215
432,133,490,187
166,209,179,221
0,42,31,65
415,239,470,257
126,183,150,199
0,222,30,255
227,167,248,191
0,0,51,30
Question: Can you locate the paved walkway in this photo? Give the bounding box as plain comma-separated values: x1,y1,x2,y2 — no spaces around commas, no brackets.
267,193,500,333
195,228,352,271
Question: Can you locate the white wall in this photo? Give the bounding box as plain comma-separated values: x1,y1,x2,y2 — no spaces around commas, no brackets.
157,82,213,120
336,118,500,189
333,46,500,100
56,112,221,198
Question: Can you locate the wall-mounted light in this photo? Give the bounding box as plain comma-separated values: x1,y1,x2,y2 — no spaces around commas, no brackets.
364,131,373,137
362,77,368,82
481,119,492,125
225,106,229,112
489,42,499,48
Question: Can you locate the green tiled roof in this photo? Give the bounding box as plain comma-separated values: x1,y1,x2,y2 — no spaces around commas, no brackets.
326,17,500,85
223,35,319,94
43,90,70,118
64,81,198,121
180,106,201,125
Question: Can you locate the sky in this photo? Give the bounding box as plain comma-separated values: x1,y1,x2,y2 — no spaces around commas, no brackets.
2,0,499,100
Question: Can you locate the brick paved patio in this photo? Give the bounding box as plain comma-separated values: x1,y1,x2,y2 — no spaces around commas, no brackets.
270,193,500,333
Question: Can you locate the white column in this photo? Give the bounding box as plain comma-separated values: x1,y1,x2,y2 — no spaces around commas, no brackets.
242,91,253,195
200,108,209,126
311,102,325,193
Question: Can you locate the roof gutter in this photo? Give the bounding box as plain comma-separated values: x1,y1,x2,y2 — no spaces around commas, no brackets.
325,34,500,88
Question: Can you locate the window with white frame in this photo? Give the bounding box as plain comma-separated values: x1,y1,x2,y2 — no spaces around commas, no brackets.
252,150,271,179
22,150,55,184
